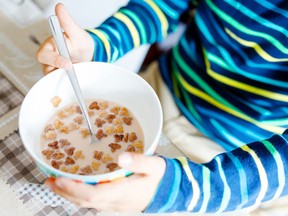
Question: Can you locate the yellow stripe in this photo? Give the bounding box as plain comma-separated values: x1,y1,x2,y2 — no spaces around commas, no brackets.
241,145,268,206
177,157,200,211
144,0,168,37
176,72,284,134
88,29,111,62
226,28,288,62
113,12,140,47
203,48,288,102
208,70,288,102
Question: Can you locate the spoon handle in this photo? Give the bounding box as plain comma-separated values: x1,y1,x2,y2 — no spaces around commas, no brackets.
48,15,95,138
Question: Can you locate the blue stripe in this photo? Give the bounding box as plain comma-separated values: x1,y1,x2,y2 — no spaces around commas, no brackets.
226,152,249,210
158,160,182,212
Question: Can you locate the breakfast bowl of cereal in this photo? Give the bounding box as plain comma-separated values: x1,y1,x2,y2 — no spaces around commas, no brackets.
18,62,163,184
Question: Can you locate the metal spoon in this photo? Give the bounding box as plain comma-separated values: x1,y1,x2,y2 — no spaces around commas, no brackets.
48,15,98,144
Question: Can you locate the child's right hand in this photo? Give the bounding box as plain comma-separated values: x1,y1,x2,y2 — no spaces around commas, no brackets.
36,3,95,75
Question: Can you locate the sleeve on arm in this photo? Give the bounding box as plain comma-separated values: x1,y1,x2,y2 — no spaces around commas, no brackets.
145,129,288,213
86,0,193,62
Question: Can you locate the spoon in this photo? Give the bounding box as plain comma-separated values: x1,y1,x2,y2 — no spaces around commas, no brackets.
48,15,98,144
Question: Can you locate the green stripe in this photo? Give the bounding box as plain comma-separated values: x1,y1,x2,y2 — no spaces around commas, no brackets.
120,9,147,44
206,0,288,54
172,59,202,121
173,45,239,111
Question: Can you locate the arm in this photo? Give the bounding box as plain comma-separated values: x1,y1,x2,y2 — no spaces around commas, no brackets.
87,0,193,63
145,130,288,213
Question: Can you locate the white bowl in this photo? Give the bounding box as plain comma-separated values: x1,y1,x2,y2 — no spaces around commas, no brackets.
19,62,163,184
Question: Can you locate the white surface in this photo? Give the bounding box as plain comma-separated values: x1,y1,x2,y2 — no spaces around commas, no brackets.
42,0,150,73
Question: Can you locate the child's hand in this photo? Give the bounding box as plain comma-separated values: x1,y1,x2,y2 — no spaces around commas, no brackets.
36,3,94,75
45,153,166,212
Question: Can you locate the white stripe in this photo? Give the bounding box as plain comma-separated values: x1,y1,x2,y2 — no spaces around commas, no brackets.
215,157,231,213
199,167,211,213
177,157,200,211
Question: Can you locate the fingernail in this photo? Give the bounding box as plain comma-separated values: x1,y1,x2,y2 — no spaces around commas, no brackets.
118,152,132,167
55,179,64,189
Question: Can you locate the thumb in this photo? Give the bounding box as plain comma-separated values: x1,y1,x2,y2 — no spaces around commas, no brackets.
118,152,165,175
55,3,81,38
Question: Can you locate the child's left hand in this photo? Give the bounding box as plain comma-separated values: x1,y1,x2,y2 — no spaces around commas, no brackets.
45,153,166,212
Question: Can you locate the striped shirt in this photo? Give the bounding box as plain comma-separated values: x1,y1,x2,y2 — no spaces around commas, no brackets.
87,0,288,213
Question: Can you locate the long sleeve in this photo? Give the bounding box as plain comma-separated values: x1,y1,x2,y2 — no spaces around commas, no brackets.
86,0,193,62
145,129,288,213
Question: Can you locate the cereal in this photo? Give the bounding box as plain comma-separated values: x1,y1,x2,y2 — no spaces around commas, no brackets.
113,117,123,125
42,149,54,160
64,147,75,156
64,105,76,116
51,160,63,169
80,128,90,138
59,125,69,134
50,96,62,107
105,114,116,123
51,152,65,160
65,156,75,165
129,132,137,142
89,101,100,110
68,122,80,131
108,143,121,153
102,153,113,163
41,99,144,175
59,139,70,147
74,150,85,160
122,117,133,125
80,165,93,174
96,129,107,140
114,134,124,142
44,124,54,133
95,118,106,128
93,151,103,160
114,125,124,134
124,133,129,142
99,111,108,118
104,126,114,135
60,166,68,173
107,162,119,172
120,107,129,116
132,140,143,148
91,161,101,171
73,116,83,125
76,106,82,114
126,145,136,152
69,165,79,174
57,110,68,119
54,119,64,129
43,130,57,140
99,101,108,110
48,141,59,149
110,107,120,115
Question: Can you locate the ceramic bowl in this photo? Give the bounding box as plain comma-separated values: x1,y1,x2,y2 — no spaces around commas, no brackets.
19,62,163,184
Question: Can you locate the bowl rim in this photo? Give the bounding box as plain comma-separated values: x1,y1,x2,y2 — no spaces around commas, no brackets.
18,62,163,182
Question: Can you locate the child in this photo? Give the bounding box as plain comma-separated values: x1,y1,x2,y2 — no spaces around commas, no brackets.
37,1,288,213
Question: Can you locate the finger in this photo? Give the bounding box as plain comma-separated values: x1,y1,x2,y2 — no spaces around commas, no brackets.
118,153,166,175
38,50,72,71
45,178,92,207
52,177,97,202
55,3,81,39
42,64,57,75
